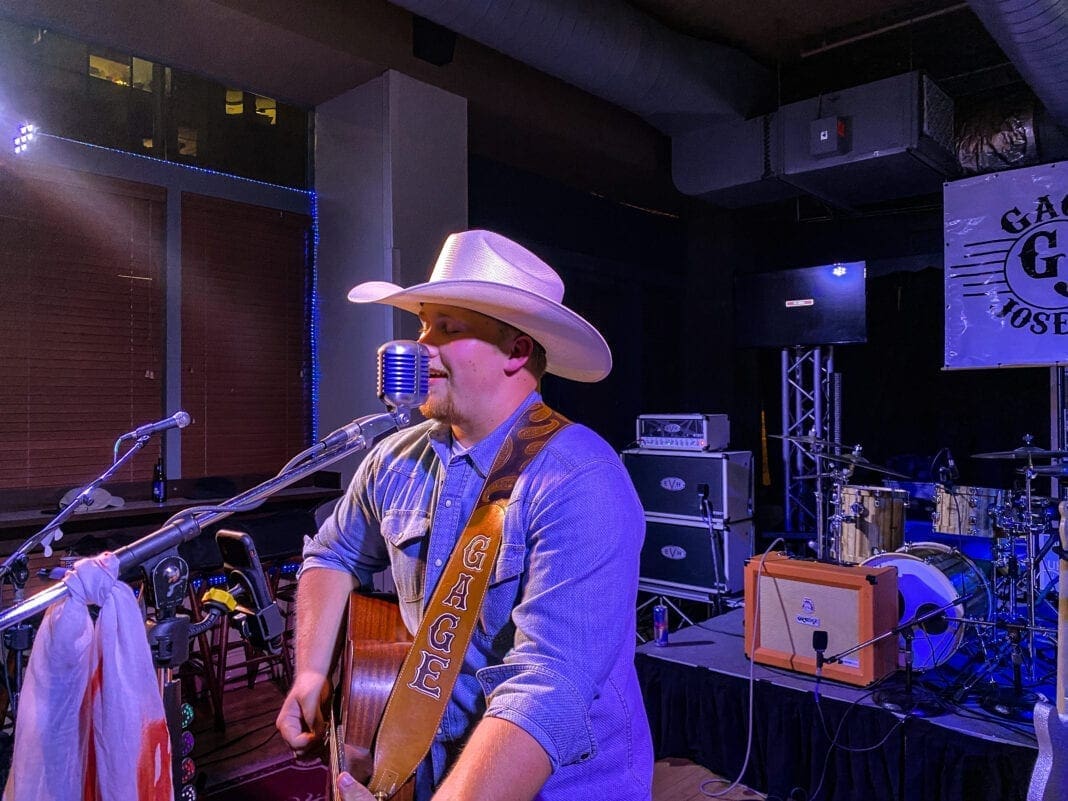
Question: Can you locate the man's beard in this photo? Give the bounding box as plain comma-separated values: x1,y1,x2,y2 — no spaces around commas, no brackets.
419,394,455,423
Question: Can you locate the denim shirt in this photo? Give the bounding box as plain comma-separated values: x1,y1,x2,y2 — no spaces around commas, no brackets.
303,392,653,800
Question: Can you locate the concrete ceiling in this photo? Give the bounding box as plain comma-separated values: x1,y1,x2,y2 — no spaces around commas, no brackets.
3,0,1014,112
0,0,1031,210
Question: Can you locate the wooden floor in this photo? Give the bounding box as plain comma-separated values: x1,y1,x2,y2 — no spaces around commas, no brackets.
189,676,762,799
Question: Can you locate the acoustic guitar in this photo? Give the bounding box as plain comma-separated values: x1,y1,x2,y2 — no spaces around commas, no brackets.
1028,501,1068,801
328,592,416,801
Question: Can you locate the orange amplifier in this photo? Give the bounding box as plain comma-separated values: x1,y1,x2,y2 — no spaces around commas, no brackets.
743,552,899,687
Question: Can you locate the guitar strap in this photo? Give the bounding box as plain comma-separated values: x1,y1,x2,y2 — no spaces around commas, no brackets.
367,402,570,799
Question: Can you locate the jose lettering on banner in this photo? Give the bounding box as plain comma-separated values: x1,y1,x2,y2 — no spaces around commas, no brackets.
944,160,1068,369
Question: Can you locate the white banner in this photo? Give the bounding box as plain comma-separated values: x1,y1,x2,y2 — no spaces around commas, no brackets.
944,161,1068,369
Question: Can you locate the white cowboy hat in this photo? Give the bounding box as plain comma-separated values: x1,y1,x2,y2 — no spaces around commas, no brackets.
347,229,612,382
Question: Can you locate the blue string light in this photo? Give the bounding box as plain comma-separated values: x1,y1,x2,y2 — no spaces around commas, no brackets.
309,191,321,442
34,131,314,194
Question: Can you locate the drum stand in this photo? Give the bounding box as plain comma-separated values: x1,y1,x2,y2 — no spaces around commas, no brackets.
978,622,1044,720
819,462,855,565
986,460,1052,677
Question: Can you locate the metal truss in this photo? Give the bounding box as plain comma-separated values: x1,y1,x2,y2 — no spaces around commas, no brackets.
781,346,839,534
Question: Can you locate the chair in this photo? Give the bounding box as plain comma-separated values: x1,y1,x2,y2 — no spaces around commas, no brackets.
177,507,317,728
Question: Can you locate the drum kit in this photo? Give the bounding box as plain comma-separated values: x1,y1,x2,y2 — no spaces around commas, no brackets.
776,432,1067,717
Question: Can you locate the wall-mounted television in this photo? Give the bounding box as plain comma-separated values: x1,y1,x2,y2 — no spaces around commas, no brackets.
733,261,868,348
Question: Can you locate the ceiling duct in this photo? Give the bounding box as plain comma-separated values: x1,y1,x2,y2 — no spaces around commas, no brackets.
671,114,799,208
778,72,959,208
388,0,772,134
968,0,1068,130
673,72,961,209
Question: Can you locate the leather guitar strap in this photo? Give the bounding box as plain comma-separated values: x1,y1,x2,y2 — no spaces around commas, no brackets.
367,402,570,799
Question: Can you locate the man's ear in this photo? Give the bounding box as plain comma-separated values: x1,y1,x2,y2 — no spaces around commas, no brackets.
504,333,534,374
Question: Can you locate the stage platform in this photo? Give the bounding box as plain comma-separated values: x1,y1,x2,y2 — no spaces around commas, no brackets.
636,608,1040,801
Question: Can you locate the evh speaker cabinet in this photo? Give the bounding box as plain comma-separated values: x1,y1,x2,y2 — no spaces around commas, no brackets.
743,553,899,687
621,448,753,525
640,514,753,595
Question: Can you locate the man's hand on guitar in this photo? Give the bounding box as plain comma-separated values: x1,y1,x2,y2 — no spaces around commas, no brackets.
276,671,332,757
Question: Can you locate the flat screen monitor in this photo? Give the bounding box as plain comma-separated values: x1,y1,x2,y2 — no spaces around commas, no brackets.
733,261,867,348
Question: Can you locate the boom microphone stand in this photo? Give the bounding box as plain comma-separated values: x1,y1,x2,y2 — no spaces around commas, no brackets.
820,594,974,716
0,408,410,633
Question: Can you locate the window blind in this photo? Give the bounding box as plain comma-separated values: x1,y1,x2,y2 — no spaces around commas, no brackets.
0,162,165,491
180,193,311,478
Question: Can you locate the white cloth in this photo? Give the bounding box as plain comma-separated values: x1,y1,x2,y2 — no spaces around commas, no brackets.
3,552,173,801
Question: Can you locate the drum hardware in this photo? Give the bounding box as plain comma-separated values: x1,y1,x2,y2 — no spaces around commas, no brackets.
820,465,855,564
1027,463,1068,477
777,432,914,563
969,436,1064,659
978,621,1047,720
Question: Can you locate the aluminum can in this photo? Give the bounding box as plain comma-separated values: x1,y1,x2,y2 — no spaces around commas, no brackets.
652,603,669,646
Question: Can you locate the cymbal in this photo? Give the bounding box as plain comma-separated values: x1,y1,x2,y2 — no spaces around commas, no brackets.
973,446,1068,460
769,433,842,448
818,451,912,479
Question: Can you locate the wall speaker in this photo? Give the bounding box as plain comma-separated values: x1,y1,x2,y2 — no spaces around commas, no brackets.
412,15,456,66
743,553,899,687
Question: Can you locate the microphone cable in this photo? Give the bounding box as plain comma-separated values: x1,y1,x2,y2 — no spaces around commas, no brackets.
699,537,784,799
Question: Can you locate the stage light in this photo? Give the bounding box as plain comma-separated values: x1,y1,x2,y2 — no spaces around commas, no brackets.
13,123,36,154
832,263,847,277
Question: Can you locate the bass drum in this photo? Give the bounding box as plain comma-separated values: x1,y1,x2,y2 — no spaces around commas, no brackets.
861,542,992,670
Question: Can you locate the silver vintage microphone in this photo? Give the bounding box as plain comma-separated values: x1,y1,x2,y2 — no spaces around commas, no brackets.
378,340,429,412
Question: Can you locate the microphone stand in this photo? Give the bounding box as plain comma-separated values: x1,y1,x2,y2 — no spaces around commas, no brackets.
0,407,410,796
0,409,407,633
0,431,153,724
822,594,972,717
0,432,152,583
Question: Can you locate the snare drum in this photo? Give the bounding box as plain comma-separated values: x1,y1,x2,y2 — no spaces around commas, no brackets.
931,485,1005,537
862,542,991,670
838,485,907,563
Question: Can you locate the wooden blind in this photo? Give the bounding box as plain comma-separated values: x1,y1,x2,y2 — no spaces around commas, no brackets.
0,162,165,491
180,193,311,478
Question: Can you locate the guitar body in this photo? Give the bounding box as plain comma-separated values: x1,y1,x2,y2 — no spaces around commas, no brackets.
1028,502,1068,801
329,592,415,801
1029,702,1068,801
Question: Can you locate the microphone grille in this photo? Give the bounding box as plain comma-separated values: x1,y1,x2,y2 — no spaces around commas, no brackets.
377,340,429,409
174,411,192,429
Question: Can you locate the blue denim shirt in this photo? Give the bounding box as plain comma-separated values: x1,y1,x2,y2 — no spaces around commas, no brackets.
304,392,653,800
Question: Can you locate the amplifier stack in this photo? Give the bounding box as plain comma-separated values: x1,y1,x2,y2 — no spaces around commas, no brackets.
622,414,754,598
